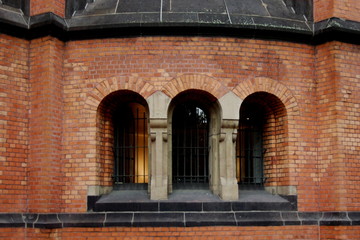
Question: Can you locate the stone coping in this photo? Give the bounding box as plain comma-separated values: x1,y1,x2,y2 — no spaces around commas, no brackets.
0,212,359,229
0,5,359,45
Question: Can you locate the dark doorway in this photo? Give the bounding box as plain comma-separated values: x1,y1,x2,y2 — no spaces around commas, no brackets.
172,102,210,189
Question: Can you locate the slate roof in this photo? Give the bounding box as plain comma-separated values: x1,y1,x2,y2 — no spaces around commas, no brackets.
69,0,312,33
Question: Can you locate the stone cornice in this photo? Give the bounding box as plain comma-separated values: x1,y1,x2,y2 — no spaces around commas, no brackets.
0,8,359,45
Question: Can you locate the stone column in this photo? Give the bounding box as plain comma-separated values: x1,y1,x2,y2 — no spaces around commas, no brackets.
218,92,242,200
219,120,239,200
147,91,171,200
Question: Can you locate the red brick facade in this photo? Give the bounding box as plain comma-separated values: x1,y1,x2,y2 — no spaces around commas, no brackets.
0,0,359,239
314,0,360,21
30,0,65,17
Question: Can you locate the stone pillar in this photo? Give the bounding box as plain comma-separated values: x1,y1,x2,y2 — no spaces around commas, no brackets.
218,92,242,200
219,120,239,200
149,120,168,200
147,91,171,200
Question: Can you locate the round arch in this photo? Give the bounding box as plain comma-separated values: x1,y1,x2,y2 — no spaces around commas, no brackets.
96,89,150,189
234,77,299,195
162,74,229,100
233,77,300,119
84,75,156,114
167,89,222,194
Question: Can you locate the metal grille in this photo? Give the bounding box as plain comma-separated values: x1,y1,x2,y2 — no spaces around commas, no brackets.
236,126,265,186
113,104,148,187
172,104,209,188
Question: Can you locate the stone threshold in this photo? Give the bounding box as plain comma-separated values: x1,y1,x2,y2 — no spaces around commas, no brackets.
91,189,297,212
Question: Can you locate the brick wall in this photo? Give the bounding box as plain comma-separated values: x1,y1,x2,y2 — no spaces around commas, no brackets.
332,42,360,211
0,34,29,213
333,0,360,22
61,37,318,212
28,37,64,213
314,0,360,22
316,42,360,212
0,36,358,213
0,6,359,238
2,226,360,239
30,0,65,17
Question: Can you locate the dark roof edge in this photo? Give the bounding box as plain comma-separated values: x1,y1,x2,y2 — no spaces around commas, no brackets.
0,12,359,45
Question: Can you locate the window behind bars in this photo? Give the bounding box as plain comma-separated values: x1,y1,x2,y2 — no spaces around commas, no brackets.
113,103,148,189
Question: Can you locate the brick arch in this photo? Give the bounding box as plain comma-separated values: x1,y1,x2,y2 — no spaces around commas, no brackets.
234,77,300,191
162,74,229,99
84,75,156,112
233,77,300,117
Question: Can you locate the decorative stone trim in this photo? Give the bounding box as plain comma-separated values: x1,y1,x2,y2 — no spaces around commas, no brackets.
0,7,358,45
1,211,360,229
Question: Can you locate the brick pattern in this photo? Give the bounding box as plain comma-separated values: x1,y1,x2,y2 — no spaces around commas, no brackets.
60,37,318,212
333,42,360,211
0,27,359,240
0,228,25,240
314,0,360,22
1,35,356,215
315,42,360,212
163,74,229,99
2,226,360,240
235,83,291,188
28,37,64,213
30,0,65,17
19,226,321,240
314,0,334,21
0,34,29,213
320,226,360,240
333,0,360,22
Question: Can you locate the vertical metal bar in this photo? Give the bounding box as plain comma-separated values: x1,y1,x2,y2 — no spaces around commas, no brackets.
190,115,193,183
197,108,200,183
183,117,186,183
122,119,126,183
143,111,146,183
177,127,180,183
204,122,207,182
114,119,118,183
135,107,139,183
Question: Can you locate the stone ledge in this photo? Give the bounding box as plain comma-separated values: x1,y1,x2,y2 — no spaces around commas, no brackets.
1,212,360,229
0,8,359,45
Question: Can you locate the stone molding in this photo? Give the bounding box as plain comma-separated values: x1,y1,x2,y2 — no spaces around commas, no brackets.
1,211,359,228
0,7,358,45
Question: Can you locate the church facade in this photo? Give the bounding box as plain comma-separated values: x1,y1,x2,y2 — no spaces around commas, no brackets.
0,0,359,239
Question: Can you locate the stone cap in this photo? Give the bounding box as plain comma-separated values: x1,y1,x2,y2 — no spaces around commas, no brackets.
1,211,359,229
0,1,359,44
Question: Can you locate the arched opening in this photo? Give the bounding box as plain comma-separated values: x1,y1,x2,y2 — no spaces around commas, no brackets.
97,90,149,190
236,92,287,189
172,103,209,188
113,103,148,187
169,90,220,190
237,101,265,185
